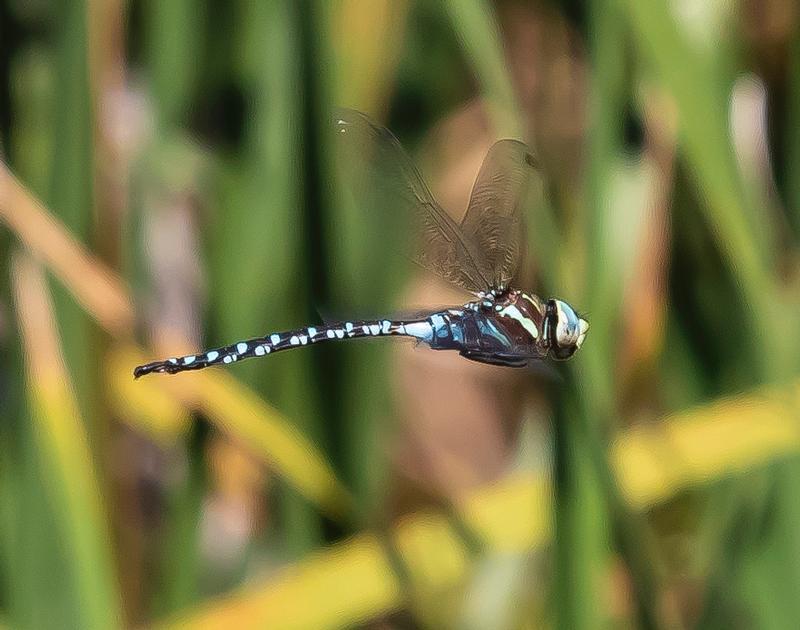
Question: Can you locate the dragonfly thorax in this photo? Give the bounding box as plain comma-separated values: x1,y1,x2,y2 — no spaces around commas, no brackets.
467,289,547,348
464,290,589,361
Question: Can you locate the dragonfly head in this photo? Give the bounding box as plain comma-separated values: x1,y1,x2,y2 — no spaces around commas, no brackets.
545,299,589,360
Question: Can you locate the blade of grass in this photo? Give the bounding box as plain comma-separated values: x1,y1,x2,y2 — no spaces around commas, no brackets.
219,0,301,392
152,421,208,617
143,0,205,130
556,1,671,627
227,0,323,555
786,25,800,236
552,396,609,630
2,33,76,629
550,2,626,627
47,0,95,419
11,251,122,629
326,0,410,516
737,460,800,628
292,0,344,548
7,46,54,197
621,0,785,378
443,0,523,138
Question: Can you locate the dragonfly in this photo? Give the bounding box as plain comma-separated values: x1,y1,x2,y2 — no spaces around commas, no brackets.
134,110,587,378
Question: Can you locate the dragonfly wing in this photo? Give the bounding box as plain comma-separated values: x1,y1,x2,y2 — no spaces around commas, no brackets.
460,139,537,290
334,109,492,293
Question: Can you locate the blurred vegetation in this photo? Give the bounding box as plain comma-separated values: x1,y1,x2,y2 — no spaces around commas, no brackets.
1,0,800,628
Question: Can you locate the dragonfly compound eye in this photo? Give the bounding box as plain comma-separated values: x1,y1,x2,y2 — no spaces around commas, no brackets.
550,299,588,359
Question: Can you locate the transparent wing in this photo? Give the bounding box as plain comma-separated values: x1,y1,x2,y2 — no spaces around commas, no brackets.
334,109,493,293
460,139,537,291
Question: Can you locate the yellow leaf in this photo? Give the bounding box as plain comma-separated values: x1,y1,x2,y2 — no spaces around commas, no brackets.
12,251,122,629
0,164,134,336
611,386,800,508
163,535,402,630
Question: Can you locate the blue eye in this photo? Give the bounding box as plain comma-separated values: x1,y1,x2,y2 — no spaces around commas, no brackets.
556,301,578,332
562,303,579,332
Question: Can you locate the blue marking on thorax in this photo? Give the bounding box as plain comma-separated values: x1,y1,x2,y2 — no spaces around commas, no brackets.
449,319,464,344
430,313,450,340
475,313,514,348
476,317,497,337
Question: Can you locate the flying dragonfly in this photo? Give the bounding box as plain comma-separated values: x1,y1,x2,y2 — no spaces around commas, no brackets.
134,110,587,378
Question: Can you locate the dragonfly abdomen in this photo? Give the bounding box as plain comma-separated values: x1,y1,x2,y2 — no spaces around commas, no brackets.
133,317,434,377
